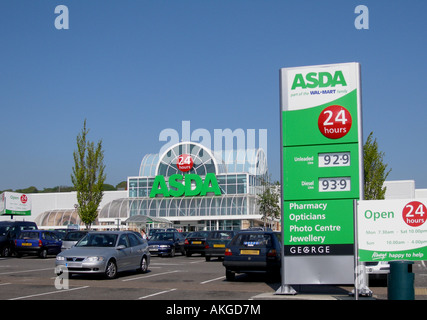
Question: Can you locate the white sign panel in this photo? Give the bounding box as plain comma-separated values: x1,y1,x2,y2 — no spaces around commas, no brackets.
358,199,427,261
0,192,31,216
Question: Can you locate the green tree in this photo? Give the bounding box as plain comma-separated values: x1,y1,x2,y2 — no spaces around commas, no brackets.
363,132,391,200
71,120,106,229
116,181,127,190
257,177,280,227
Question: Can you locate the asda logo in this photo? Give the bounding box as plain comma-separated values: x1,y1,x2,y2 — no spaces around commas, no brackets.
149,173,221,198
291,71,347,90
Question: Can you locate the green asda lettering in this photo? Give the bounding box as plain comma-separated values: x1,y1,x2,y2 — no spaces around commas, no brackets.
149,173,222,198
291,71,347,90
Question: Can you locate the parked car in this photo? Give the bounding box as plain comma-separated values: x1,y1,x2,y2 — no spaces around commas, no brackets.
223,230,281,281
148,231,185,257
55,231,150,279
366,261,390,285
61,230,88,251
204,230,236,261
184,231,211,257
52,229,67,240
15,230,62,258
0,221,38,257
147,228,166,239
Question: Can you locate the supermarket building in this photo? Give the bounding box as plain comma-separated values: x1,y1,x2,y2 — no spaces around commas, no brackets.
101,141,269,231
12,141,270,231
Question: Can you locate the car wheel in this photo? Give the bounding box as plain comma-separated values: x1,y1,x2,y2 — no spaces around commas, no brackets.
2,246,10,257
226,269,235,281
205,256,211,261
39,248,48,259
139,256,148,273
105,260,118,279
186,251,192,257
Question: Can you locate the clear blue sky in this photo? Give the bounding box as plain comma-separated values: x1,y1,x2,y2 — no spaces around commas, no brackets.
1,0,426,191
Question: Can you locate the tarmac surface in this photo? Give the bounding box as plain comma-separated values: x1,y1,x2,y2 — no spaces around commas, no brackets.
252,261,427,300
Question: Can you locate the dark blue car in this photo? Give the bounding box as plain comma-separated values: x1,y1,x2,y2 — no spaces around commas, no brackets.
148,231,185,257
15,230,62,258
223,231,281,281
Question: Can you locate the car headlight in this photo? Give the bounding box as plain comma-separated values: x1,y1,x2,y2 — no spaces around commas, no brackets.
56,256,65,261
85,256,104,262
159,245,170,248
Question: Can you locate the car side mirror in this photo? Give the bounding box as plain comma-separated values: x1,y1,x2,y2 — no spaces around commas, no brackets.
117,245,126,250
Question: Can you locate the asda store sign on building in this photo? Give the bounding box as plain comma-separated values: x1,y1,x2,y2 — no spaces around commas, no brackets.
149,173,221,198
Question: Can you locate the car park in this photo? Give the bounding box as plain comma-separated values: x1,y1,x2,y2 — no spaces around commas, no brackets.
223,230,281,281
204,230,236,261
15,230,62,258
184,231,211,257
0,221,38,257
61,230,88,251
148,231,185,257
55,231,150,279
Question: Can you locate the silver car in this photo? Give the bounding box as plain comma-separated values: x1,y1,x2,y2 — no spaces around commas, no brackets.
61,230,88,251
55,231,150,279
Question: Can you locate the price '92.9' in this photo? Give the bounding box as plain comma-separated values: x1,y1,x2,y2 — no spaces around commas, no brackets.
318,152,350,167
319,177,351,192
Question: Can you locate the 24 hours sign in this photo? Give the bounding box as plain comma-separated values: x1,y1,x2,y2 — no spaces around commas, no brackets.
358,199,427,261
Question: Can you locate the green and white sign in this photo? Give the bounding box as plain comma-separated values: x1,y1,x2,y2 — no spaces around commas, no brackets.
280,62,363,285
358,199,427,261
0,192,31,216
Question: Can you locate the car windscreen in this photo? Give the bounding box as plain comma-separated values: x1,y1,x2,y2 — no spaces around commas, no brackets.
150,232,175,241
210,231,234,240
188,231,210,238
76,233,118,247
18,231,40,240
64,231,87,241
232,233,273,248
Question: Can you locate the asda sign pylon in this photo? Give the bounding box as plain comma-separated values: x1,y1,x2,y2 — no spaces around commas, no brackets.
149,173,221,198
280,62,363,286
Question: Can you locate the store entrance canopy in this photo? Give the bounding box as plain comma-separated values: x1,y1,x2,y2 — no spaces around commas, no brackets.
123,215,172,227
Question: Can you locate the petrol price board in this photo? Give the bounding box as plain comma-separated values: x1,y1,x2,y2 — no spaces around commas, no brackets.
280,63,363,285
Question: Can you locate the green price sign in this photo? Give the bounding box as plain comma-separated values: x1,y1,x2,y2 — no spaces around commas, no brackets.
280,63,363,285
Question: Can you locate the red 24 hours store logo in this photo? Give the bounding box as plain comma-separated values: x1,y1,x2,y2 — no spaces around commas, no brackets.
20,194,28,204
402,201,427,227
318,105,352,139
177,154,194,172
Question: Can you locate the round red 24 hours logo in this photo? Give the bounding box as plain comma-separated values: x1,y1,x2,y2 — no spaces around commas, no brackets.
402,201,427,227
20,194,28,204
177,154,194,172
318,105,352,139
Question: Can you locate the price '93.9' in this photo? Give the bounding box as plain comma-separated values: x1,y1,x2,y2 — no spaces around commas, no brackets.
319,177,351,192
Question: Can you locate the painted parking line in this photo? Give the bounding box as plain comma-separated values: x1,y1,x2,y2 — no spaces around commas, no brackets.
0,267,52,275
122,270,183,282
9,286,89,300
138,288,177,299
200,276,225,284
0,283,12,286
